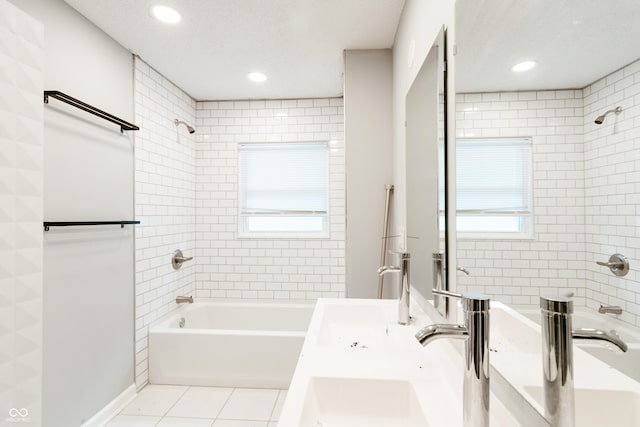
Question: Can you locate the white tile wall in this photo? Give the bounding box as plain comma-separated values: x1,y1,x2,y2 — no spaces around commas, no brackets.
194,99,345,300
133,63,346,385
584,59,640,327
0,0,43,424
134,57,197,387
456,59,640,328
455,90,587,305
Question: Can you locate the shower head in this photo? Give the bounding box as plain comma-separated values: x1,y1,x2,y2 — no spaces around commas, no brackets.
594,106,622,125
174,119,195,134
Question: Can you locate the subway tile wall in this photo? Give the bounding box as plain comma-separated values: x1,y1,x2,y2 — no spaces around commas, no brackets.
0,0,44,423
133,62,346,385
583,59,640,327
194,99,346,300
134,57,197,387
455,90,587,306
456,58,640,328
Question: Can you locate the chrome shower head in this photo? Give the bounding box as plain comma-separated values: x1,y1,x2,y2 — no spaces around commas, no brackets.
174,119,195,134
594,106,622,125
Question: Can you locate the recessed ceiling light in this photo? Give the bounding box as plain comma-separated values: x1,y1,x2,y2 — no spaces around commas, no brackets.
248,72,268,83
150,5,181,24
511,61,536,73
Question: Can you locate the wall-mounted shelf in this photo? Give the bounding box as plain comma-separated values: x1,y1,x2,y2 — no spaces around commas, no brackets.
43,91,140,133
43,221,141,231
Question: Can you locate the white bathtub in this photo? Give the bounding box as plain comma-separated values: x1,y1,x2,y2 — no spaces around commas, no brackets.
149,301,316,388
515,305,640,383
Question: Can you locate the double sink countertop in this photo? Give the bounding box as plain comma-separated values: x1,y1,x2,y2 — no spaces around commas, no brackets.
277,298,521,427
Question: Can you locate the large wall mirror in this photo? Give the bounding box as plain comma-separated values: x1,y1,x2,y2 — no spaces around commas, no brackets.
406,26,448,313
455,0,640,421
454,0,640,307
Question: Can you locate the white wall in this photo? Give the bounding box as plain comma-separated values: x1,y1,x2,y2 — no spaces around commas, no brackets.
455,90,587,305
0,1,43,425
8,0,136,425
392,0,456,298
194,98,345,300
134,57,197,388
344,49,394,298
584,59,640,327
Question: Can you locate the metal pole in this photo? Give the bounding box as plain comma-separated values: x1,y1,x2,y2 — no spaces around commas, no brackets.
377,184,394,298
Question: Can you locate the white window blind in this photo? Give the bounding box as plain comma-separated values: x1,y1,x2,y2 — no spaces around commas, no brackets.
457,137,533,236
238,142,329,236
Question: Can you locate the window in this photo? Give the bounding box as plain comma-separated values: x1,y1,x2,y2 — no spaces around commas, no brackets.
456,137,533,238
238,142,329,237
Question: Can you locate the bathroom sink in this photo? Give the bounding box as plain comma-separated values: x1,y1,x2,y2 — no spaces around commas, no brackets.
315,303,393,349
578,344,640,383
299,377,430,427
523,385,640,427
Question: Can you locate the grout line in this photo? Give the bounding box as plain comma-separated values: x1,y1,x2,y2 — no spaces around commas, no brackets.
266,388,283,422
213,386,238,421
160,385,191,419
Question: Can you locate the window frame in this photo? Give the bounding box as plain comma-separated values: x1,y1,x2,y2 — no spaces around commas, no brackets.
456,137,534,240
237,141,330,239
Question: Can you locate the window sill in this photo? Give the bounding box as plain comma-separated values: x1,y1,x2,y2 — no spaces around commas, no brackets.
457,232,535,241
237,231,331,240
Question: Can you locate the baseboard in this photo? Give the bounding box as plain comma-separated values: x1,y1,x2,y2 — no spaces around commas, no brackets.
81,383,137,427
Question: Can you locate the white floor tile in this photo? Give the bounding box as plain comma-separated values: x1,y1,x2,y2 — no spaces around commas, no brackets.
106,414,161,426
269,390,287,421
217,389,279,421
120,385,189,417
157,417,215,427
212,420,269,427
167,386,233,419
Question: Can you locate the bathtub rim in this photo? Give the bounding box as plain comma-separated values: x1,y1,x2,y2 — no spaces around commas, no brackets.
149,298,318,331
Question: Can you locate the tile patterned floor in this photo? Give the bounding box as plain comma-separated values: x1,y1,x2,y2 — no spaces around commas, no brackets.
107,385,286,427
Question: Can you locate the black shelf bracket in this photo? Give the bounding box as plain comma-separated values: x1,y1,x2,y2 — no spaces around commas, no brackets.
44,91,140,133
43,221,141,231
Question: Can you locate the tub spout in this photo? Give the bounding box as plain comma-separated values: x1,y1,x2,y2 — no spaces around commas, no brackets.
572,328,628,352
598,304,623,315
176,296,193,304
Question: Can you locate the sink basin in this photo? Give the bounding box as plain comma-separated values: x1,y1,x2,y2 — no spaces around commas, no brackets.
523,385,640,427
299,377,430,427
315,303,392,349
578,344,640,383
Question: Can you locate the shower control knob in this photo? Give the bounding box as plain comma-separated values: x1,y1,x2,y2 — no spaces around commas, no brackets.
172,249,193,270
596,253,629,277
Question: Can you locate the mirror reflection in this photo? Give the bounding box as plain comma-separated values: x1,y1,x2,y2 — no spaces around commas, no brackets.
406,26,448,311
455,0,640,315
455,0,640,422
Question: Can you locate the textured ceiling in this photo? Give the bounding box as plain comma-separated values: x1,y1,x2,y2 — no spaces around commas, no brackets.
456,0,640,92
64,0,406,100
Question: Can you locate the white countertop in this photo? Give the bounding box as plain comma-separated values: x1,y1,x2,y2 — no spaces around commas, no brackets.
490,303,640,423
278,298,523,427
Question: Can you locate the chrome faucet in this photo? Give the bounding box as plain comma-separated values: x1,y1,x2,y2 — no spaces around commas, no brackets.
598,304,623,315
416,289,491,427
540,296,627,427
176,295,193,304
377,252,410,325
457,266,470,275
